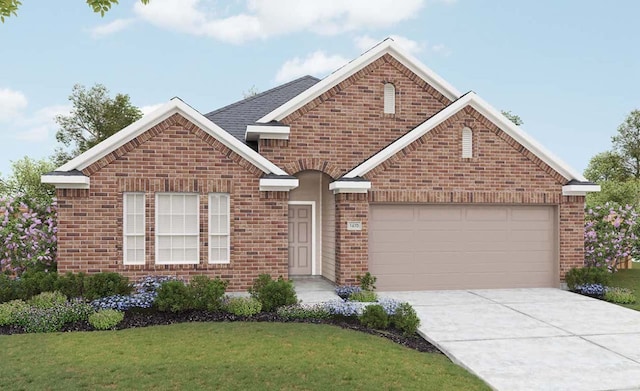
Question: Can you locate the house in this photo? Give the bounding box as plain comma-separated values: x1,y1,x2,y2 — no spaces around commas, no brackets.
41,39,599,291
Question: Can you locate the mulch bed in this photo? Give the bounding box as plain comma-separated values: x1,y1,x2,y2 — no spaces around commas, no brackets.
0,309,440,354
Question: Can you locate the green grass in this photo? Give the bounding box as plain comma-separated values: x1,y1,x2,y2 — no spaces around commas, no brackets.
610,268,640,310
0,322,489,391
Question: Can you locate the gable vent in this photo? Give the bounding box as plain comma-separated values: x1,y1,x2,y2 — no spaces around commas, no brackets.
383,83,396,114
462,127,473,158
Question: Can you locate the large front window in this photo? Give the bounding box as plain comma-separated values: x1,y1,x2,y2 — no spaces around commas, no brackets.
155,193,199,264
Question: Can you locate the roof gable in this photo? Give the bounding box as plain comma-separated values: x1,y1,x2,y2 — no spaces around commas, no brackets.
344,92,588,183
53,98,289,176
257,38,462,123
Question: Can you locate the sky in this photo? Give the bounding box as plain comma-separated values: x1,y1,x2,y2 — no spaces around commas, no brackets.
0,0,638,177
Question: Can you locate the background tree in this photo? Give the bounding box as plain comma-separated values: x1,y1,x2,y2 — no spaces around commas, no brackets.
0,0,149,22
54,84,142,165
612,109,640,179
0,157,55,204
501,110,523,126
242,85,259,99
584,151,630,183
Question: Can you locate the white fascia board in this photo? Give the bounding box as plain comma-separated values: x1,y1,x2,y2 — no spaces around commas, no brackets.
245,124,290,141
345,92,588,183
259,178,299,192
57,98,289,176
41,175,90,189
257,39,461,123
328,180,371,194
562,184,601,196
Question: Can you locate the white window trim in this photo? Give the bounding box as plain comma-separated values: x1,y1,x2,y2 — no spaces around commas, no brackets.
155,193,200,265
123,192,146,265
383,83,396,114
208,193,231,264
462,127,473,158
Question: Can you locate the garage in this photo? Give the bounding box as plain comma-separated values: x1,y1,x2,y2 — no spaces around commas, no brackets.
369,204,557,291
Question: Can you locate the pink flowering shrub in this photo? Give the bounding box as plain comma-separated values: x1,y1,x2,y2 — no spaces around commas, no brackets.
0,196,57,275
585,203,638,272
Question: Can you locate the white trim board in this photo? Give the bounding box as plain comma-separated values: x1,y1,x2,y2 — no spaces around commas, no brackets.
345,92,589,183
257,38,461,123
288,201,317,276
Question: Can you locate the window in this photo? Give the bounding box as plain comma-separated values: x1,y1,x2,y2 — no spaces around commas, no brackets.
462,127,473,158
209,193,230,264
156,193,199,264
383,83,396,114
123,193,145,265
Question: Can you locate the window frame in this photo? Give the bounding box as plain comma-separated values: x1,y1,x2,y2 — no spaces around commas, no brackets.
155,192,200,265
123,192,146,265
383,83,396,114
462,127,473,158
208,193,230,264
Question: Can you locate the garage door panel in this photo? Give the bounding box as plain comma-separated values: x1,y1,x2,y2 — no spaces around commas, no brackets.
369,205,557,290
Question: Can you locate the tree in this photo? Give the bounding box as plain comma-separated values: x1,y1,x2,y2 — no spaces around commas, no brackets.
242,85,259,99
0,0,149,22
612,110,640,179
584,151,630,183
501,110,523,126
54,84,142,165
0,157,55,205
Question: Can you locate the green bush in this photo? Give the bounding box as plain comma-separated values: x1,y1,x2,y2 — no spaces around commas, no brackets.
349,290,378,302
565,267,611,290
89,309,125,330
83,272,132,301
357,272,377,291
14,300,94,333
248,274,298,312
54,272,87,299
391,302,420,336
0,274,18,303
29,291,67,309
189,276,228,311
0,299,29,326
155,281,192,312
276,304,331,320
359,304,389,329
15,271,58,300
604,287,637,304
225,296,262,316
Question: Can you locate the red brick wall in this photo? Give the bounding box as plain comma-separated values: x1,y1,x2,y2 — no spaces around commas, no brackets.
56,114,289,291
334,193,369,285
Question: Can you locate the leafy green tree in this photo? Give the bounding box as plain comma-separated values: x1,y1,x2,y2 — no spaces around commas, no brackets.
584,151,630,183
53,84,142,165
586,180,640,209
0,0,149,22
612,110,640,179
501,110,523,126
0,157,55,204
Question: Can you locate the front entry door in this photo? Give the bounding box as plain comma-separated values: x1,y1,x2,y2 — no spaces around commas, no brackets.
288,204,312,275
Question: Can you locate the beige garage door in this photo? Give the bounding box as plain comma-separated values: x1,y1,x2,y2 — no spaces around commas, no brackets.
369,205,557,290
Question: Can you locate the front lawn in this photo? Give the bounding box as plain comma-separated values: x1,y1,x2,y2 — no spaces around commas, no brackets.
0,322,489,391
610,268,640,310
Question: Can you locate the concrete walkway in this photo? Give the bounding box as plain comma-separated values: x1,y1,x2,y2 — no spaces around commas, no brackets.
292,277,339,304
380,288,640,391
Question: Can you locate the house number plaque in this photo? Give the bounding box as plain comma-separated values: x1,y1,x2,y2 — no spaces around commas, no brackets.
346,221,362,231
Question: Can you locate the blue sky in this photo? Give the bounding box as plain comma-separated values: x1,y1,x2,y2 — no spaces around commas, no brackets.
0,0,638,177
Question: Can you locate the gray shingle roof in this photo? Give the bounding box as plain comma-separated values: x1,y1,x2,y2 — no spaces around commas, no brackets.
204,75,320,147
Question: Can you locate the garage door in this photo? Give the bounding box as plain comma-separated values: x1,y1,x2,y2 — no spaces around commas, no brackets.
369,205,557,290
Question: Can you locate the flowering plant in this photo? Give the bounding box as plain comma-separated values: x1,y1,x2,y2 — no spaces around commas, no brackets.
585,203,638,271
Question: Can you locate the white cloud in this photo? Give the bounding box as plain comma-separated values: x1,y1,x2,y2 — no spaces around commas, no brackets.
134,0,426,44
430,43,452,56
354,34,425,55
0,88,28,122
90,18,136,38
13,105,70,142
140,103,164,116
275,51,349,83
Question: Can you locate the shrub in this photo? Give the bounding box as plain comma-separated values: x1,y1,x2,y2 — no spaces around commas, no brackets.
391,302,420,336
155,280,192,312
15,270,58,300
248,274,298,312
276,304,331,320
225,296,262,316
29,291,67,309
91,292,156,311
335,285,361,300
604,287,637,304
349,290,378,302
0,299,29,326
89,309,125,330
134,275,177,294
565,267,611,291
14,300,94,333
359,304,389,329
574,283,607,298
356,272,377,291
189,276,228,311
584,204,639,271
324,300,367,317
83,272,132,301
54,272,87,299
0,274,18,303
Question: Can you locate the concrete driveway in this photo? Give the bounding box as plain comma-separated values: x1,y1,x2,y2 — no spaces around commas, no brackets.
380,288,640,391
